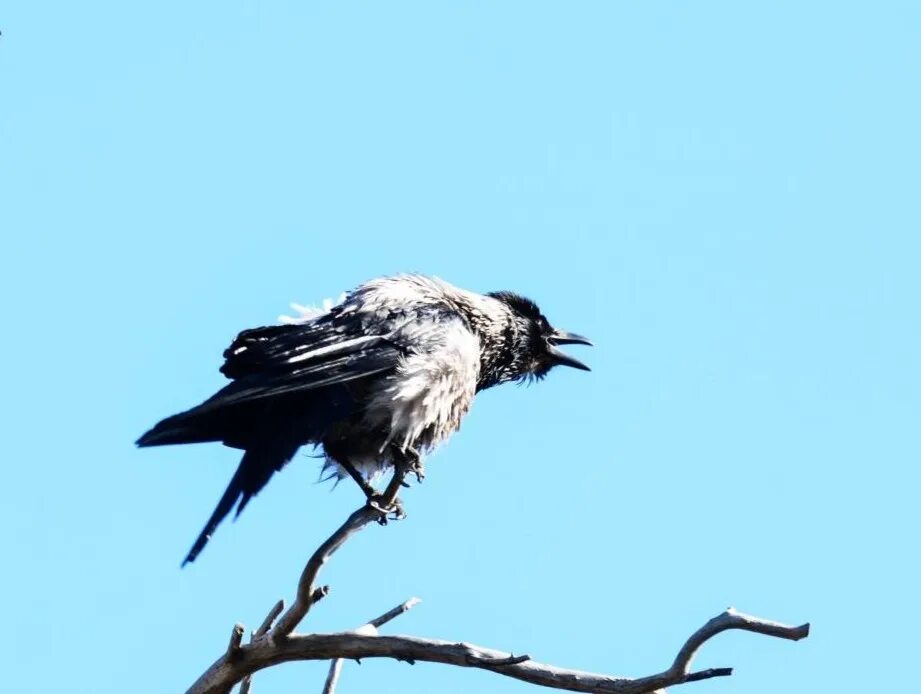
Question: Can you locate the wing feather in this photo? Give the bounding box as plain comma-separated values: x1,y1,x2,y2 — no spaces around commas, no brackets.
184,319,402,415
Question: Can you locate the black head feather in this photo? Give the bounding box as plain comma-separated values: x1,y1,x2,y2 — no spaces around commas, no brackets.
481,289,590,387
486,291,546,324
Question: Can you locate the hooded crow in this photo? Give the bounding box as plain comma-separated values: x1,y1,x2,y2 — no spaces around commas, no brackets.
137,274,591,564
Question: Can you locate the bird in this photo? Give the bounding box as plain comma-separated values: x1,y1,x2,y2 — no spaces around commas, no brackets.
137,274,591,564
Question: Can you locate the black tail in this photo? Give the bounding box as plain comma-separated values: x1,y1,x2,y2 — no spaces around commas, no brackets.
182,442,298,566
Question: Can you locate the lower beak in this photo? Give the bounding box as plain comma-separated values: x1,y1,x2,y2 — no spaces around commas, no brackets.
548,345,591,371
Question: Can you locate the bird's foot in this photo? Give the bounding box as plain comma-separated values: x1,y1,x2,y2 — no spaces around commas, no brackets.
400,445,426,484
367,494,406,524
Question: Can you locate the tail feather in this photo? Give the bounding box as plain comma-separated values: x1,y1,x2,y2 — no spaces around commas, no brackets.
138,385,358,565
182,463,247,566
182,443,297,566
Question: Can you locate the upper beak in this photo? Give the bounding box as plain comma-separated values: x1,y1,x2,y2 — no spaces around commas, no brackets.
547,329,592,371
548,330,593,347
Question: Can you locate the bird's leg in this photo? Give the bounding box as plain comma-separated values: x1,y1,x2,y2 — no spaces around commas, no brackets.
367,447,417,524
405,446,425,483
338,459,377,500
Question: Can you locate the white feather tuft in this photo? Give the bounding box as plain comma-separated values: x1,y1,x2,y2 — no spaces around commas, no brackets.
278,293,347,324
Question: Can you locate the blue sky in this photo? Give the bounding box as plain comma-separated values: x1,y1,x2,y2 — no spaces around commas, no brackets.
2,2,919,692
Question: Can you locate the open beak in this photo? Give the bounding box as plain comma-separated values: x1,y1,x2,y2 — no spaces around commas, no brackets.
547,329,592,371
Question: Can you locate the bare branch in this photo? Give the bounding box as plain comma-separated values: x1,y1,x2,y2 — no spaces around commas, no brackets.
668,607,810,679
369,597,422,628
321,658,343,694
310,586,331,607
191,470,412,694
187,608,808,694
270,506,375,638
467,652,532,666
226,625,244,659
186,467,808,694
323,597,423,694
237,601,286,694
255,600,285,638
683,668,733,683
272,465,409,638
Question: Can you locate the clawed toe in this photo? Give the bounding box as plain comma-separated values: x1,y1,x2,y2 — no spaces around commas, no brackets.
367,495,406,524
402,446,426,483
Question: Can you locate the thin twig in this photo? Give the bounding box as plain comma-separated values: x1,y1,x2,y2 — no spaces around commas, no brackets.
321,659,343,694
323,598,423,694
271,506,375,637
272,466,409,638
369,597,422,628
237,600,287,693
255,600,285,638
310,586,331,607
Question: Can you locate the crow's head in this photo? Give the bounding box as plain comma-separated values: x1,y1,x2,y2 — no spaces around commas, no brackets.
485,291,592,384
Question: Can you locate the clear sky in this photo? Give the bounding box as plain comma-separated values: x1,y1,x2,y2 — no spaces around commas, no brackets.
1,2,918,693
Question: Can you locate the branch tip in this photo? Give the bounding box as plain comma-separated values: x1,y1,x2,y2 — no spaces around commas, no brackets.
226,624,245,659
369,597,423,628
683,667,733,683
310,586,331,606
670,608,811,678
467,652,531,666
255,600,285,638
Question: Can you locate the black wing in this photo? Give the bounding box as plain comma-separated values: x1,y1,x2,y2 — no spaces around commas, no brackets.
136,316,405,447
201,323,401,412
